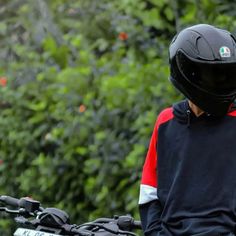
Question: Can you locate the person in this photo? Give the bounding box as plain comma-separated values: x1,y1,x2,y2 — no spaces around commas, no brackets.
138,24,236,236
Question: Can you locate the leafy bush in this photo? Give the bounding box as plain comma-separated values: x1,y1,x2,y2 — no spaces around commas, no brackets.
0,0,235,234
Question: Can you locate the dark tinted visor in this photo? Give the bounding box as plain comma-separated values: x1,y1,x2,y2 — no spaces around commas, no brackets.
176,51,236,96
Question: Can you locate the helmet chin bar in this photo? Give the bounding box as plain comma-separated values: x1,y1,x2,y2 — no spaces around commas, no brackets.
199,100,233,117
170,76,234,117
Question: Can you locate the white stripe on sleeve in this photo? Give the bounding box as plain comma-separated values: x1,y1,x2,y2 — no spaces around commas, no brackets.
138,184,158,205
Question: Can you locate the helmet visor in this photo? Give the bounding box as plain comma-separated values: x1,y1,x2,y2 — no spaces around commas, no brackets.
176,51,236,97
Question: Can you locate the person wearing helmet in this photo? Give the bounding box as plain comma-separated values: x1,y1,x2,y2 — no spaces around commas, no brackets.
139,24,236,236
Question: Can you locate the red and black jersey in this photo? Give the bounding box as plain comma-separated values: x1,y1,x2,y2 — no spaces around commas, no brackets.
139,100,236,236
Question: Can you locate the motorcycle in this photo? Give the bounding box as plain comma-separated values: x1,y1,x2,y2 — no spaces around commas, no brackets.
0,195,142,236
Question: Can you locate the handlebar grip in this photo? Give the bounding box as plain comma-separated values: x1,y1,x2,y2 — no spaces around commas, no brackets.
133,220,142,229
117,215,142,230
0,195,19,207
0,195,41,212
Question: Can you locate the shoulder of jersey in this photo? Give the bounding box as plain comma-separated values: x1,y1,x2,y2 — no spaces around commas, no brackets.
228,110,236,117
157,107,174,126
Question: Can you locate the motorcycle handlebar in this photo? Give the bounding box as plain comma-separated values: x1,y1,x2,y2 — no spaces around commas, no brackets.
0,195,142,235
116,215,142,230
84,215,142,231
0,195,41,212
132,220,142,229
0,195,20,207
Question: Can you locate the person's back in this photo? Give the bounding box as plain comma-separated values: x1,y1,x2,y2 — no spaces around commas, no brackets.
139,24,236,236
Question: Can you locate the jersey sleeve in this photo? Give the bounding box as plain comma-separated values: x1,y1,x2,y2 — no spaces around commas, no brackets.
138,108,173,235
139,118,162,235
139,118,159,205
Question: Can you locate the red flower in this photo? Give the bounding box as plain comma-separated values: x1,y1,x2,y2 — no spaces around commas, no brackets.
118,32,128,41
79,105,86,113
0,77,7,87
0,159,3,165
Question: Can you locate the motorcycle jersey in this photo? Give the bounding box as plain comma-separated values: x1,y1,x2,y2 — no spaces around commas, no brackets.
139,99,236,236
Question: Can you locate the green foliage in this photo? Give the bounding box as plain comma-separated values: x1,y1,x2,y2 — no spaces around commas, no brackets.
0,0,235,234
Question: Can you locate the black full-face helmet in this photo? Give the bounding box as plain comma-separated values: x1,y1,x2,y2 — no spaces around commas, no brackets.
169,24,236,116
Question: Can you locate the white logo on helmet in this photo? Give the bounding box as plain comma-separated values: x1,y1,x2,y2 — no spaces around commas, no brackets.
219,46,231,57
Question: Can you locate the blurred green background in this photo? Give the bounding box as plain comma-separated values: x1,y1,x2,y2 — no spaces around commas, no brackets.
0,0,236,234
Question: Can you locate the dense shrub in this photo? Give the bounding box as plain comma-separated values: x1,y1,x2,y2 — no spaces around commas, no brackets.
0,0,235,234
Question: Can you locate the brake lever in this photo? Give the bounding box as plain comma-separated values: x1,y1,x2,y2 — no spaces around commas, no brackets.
0,207,20,214
15,215,34,226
